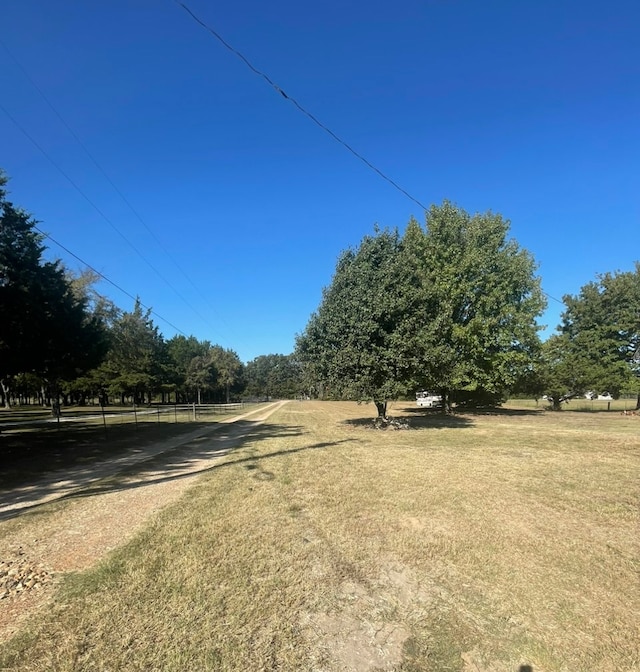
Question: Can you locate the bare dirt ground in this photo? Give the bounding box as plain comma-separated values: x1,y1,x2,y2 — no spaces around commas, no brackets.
0,401,289,642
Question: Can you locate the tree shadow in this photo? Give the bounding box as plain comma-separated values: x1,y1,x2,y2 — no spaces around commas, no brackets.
0,417,224,489
452,407,542,417
0,419,356,522
399,405,542,418
342,411,474,430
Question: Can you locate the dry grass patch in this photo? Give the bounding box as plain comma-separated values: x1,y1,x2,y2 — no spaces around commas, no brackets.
1,400,638,671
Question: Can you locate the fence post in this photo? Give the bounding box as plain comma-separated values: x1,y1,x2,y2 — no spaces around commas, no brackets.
133,401,138,430
193,402,196,421
174,403,178,423
157,406,160,424
101,402,108,438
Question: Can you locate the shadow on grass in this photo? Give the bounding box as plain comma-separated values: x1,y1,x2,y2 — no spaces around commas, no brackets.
342,409,474,430
0,418,356,522
400,405,542,418
0,418,220,490
342,402,545,431
450,407,542,417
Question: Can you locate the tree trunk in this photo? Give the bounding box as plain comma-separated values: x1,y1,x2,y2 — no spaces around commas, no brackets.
374,400,387,419
552,397,562,411
439,389,450,414
0,379,11,408
636,392,640,411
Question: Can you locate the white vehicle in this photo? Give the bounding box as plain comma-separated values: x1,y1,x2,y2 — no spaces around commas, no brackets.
416,391,443,408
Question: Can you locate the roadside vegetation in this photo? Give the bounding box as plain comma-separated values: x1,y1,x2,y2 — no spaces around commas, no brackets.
1,401,637,671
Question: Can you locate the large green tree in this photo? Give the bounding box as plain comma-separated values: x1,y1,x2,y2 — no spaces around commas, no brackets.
296,228,408,418
296,203,545,418
185,351,217,404
542,265,640,409
413,203,546,410
209,346,244,403
100,299,165,404
0,172,108,406
167,335,211,402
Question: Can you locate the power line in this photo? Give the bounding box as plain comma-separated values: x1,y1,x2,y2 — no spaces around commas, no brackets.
0,102,215,335
35,226,188,337
544,291,564,305
0,37,237,345
172,5,565,309
173,0,429,212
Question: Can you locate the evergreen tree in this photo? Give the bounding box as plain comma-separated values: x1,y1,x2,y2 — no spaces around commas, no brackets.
0,172,108,406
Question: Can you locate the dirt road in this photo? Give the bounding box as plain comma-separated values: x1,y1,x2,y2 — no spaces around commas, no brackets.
0,401,288,641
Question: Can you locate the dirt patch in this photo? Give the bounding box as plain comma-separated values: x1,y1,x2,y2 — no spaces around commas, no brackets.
304,612,409,672
300,564,441,671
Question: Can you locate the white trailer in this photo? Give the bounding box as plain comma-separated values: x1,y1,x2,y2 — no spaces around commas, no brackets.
416,391,443,408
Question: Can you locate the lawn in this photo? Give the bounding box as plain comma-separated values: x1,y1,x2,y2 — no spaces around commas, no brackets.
1,400,638,671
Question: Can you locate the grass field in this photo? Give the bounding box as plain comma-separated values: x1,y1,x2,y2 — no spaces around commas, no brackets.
1,400,638,671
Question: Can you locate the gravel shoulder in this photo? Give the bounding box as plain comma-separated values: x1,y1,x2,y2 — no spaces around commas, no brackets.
0,401,288,641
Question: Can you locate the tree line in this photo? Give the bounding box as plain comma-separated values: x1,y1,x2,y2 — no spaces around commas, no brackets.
0,171,300,409
296,203,640,415
2,170,638,414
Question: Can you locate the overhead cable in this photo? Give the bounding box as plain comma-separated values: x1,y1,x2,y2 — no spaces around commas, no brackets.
1,102,214,333
35,226,188,337
0,37,237,345
173,0,429,212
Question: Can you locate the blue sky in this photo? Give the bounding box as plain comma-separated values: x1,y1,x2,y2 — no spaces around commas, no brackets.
2,0,638,363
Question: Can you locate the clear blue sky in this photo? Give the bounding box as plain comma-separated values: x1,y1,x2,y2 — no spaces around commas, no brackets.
2,0,638,363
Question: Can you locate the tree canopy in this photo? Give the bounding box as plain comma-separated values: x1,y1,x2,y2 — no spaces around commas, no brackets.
540,264,640,409
244,354,303,400
0,172,108,405
0,170,247,408
296,203,546,417
296,228,408,417
411,203,545,409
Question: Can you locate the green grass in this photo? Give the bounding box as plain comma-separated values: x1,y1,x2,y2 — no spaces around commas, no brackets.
1,401,638,671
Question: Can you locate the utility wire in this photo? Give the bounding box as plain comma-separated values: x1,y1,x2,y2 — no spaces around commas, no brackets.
0,37,237,345
174,3,566,308
34,226,188,337
1,102,214,333
3,25,563,316
173,0,428,212
544,291,563,305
